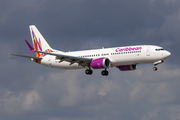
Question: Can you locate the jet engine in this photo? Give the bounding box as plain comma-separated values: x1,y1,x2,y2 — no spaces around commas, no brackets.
117,65,137,71
91,58,110,69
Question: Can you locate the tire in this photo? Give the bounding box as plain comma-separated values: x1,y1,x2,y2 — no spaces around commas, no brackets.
153,67,157,71
101,70,108,76
85,69,93,75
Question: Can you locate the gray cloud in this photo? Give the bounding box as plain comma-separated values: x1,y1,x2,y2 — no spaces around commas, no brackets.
1,0,180,120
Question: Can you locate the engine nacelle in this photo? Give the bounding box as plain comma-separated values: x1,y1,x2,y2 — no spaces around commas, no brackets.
91,58,110,69
117,65,137,71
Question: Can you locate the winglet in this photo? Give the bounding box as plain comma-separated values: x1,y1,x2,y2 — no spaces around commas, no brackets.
25,40,34,53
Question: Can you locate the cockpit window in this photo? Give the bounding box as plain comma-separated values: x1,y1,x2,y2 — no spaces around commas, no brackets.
156,49,160,51
155,48,164,51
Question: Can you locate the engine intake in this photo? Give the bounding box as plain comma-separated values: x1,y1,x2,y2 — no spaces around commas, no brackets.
91,58,110,69
117,65,137,71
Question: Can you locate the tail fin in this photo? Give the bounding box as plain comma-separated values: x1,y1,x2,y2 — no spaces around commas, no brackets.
29,25,52,57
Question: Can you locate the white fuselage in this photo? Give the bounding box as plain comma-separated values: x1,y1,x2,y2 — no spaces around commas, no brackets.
11,25,171,76
39,45,171,69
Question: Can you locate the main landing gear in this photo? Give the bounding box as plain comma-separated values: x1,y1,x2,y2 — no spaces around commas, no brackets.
101,69,109,76
85,69,93,75
85,69,109,76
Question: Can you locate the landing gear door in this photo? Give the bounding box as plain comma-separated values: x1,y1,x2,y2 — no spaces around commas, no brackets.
146,47,151,56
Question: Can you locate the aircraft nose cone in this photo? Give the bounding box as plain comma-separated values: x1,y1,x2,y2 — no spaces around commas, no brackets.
167,51,171,57
165,51,171,58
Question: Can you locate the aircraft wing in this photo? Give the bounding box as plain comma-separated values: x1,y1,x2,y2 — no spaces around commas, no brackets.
11,54,42,60
35,51,92,67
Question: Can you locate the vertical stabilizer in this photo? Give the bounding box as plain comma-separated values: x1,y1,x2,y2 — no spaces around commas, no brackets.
29,25,52,57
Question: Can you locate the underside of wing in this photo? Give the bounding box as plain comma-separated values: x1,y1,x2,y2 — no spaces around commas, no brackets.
34,51,92,67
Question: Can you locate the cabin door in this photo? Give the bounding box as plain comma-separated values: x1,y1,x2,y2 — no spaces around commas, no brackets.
146,48,150,56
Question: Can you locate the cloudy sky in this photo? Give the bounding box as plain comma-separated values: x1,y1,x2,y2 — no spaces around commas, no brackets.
1,0,180,120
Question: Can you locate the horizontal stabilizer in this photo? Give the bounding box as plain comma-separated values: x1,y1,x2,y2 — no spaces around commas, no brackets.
10,54,42,60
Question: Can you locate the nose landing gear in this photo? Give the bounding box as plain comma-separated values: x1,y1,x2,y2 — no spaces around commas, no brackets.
153,67,158,71
153,60,163,71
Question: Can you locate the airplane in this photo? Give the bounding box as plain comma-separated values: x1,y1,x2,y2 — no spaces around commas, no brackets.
11,25,171,76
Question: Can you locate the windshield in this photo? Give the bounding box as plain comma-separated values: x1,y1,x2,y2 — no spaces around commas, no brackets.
155,48,164,51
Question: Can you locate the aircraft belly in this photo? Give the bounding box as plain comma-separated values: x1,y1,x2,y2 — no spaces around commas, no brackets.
40,56,84,69
52,61,84,69
109,55,146,66
40,56,50,66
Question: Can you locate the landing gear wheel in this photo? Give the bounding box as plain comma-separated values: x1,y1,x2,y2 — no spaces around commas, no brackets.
153,67,157,71
85,69,93,75
101,71,105,75
101,70,109,76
